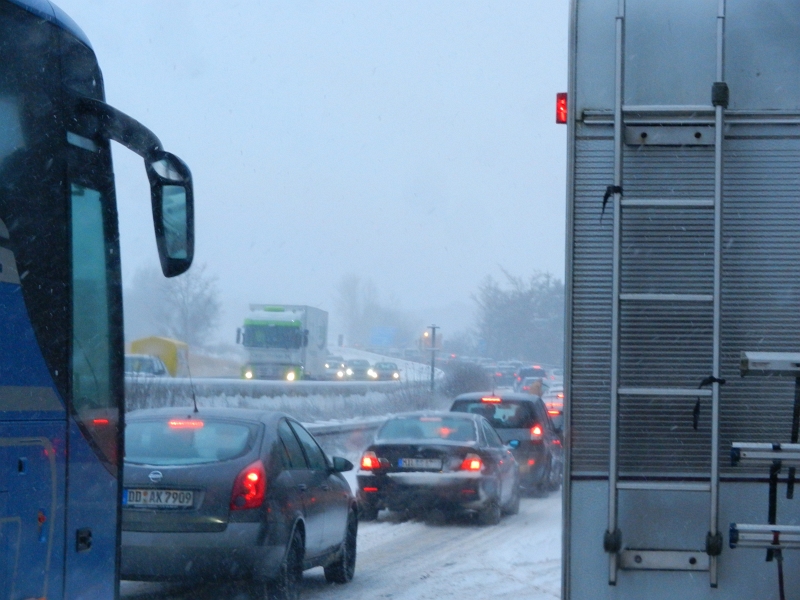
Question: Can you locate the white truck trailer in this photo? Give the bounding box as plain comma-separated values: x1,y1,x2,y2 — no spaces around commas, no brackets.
237,304,328,380
564,1,800,598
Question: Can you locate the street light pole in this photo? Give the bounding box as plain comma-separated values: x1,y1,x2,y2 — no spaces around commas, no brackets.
429,325,439,393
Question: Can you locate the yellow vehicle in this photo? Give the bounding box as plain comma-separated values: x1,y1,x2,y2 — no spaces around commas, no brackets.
129,337,189,377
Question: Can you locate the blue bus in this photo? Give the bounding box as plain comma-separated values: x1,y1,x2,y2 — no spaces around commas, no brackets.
0,1,194,597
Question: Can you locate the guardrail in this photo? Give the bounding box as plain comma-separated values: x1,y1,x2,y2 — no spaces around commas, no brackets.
125,376,405,402
305,416,388,437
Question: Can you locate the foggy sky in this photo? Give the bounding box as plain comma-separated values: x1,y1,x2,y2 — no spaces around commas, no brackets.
55,0,569,342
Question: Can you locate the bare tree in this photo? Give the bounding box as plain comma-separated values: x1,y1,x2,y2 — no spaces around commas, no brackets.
125,263,222,348
474,270,564,364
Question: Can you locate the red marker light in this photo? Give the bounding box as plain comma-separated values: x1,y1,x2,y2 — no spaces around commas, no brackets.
168,419,204,429
230,460,266,510
556,92,568,124
460,454,483,471
92,418,109,426
360,451,378,470
481,397,502,403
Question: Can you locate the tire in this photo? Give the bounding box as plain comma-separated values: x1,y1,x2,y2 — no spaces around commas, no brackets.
324,511,357,584
547,459,563,492
477,499,502,526
359,502,379,522
502,484,520,516
267,527,304,600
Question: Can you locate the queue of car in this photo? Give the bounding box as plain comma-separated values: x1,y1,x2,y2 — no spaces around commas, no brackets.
120,361,563,597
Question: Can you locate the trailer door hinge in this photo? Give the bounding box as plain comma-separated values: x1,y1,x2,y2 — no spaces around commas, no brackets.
706,531,723,556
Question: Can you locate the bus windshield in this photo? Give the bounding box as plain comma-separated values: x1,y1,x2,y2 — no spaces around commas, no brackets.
243,324,303,349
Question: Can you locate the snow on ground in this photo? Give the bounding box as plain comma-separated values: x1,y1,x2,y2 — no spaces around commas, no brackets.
121,492,562,600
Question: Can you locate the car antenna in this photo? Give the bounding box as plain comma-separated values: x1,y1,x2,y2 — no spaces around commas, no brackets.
185,358,199,413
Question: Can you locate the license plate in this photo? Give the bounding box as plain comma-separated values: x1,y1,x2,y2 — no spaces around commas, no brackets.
398,458,442,470
123,488,194,507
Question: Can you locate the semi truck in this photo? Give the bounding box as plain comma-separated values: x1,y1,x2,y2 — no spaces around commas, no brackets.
564,1,800,598
237,304,328,380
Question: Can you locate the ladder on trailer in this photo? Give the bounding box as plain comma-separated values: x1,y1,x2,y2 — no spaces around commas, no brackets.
604,0,728,587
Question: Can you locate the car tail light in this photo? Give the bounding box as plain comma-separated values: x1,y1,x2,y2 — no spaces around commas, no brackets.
547,409,561,416
530,424,543,441
460,453,483,471
230,460,266,510
363,486,378,493
361,451,379,470
556,92,568,124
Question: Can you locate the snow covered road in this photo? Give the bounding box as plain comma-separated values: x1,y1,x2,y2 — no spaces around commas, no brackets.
120,493,562,600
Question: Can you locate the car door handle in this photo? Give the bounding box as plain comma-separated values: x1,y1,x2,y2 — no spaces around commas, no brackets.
297,484,307,492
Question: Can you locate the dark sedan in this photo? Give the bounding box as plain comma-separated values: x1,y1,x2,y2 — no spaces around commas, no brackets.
121,407,357,599
356,411,519,525
450,392,563,495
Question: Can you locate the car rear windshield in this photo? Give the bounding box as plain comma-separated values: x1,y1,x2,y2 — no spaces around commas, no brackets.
451,400,537,429
125,419,258,465
377,416,476,442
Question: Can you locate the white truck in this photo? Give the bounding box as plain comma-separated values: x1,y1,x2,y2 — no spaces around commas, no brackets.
237,304,328,380
564,1,800,598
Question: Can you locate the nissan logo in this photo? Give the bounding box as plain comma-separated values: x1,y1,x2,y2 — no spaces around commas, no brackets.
148,470,163,483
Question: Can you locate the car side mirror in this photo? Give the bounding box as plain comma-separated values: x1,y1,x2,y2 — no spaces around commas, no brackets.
331,456,353,472
508,440,520,449
146,151,194,278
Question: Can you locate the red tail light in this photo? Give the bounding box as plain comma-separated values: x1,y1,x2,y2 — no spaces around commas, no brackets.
230,460,266,510
169,419,204,429
556,92,568,124
530,424,543,441
361,451,379,470
547,409,561,416
460,453,483,471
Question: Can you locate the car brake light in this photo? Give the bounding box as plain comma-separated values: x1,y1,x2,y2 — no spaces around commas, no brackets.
363,487,378,492
557,393,564,399
481,397,501,403
495,372,502,377
361,451,379,470
92,418,109,426
230,460,266,510
548,409,561,416
530,424,543,441
168,419,204,429
460,453,482,471
556,92,568,124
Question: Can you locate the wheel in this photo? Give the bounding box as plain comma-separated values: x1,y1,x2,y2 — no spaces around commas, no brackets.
358,502,379,522
266,527,304,600
502,484,520,516
324,511,357,584
547,458,563,492
477,499,502,526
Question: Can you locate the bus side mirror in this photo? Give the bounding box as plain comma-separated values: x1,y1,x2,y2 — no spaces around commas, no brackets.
145,151,194,278
236,328,242,344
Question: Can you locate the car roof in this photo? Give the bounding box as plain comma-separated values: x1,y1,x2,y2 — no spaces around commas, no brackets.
452,391,544,404
384,410,487,423
126,406,297,427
